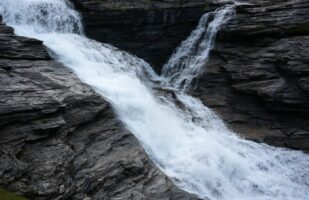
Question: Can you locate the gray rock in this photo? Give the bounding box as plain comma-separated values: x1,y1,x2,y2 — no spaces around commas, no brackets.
0,20,199,200
193,0,309,152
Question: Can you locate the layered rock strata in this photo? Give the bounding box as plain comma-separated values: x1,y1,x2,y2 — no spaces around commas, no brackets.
194,0,309,151
0,20,198,200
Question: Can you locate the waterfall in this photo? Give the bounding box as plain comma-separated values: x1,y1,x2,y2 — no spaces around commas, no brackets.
161,6,234,90
1,1,308,200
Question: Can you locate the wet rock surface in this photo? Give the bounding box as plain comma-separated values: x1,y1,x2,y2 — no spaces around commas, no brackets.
70,0,224,73
194,0,309,152
0,21,199,200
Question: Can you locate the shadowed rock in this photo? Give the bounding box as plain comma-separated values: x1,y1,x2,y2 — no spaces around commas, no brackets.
70,0,226,73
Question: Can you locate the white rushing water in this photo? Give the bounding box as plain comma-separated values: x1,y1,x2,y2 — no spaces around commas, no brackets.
161,6,234,90
1,0,308,200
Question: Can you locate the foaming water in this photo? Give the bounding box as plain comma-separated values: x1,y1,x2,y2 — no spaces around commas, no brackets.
1,1,308,200
0,0,83,34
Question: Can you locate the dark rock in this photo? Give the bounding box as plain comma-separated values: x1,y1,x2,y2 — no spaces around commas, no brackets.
70,0,223,72
0,21,199,199
299,77,309,92
193,0,309,152
219,0,309,41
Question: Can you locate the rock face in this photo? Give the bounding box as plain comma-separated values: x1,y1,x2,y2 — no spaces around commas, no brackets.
70,0,222,72
193,0,309,152
0,21,198,199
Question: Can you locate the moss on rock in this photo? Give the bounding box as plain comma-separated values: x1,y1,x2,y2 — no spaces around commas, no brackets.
0,188,27,200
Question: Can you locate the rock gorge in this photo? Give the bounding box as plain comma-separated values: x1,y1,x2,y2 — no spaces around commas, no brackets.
0,0,309,199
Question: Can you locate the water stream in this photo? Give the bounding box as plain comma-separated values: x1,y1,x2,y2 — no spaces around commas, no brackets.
0,1,308,199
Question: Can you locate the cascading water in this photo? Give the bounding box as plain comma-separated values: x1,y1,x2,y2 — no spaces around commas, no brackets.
0,1,308,200
161,6,234,91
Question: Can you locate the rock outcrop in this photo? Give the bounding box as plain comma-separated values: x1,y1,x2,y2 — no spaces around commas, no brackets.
70,0,223,72
0,21,198,200
194,0,309,152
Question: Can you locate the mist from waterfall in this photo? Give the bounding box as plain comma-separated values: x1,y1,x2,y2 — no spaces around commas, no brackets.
0,1,308,200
